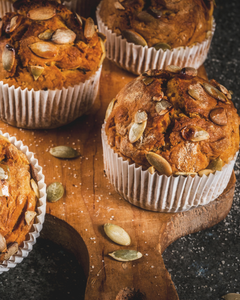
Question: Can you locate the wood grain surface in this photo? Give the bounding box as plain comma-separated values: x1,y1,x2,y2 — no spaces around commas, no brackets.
0,59,236,300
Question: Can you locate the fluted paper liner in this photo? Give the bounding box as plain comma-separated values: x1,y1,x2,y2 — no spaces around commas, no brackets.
96,3,216,75
0,66,102,129
0,132,46,274
102,124,237,213
0,0,14,18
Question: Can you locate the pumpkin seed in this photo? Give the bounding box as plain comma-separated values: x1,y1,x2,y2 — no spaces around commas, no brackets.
188,84,203,101
222,293,240,300
97,32,107,43
147,166,155,174
122,30,147,46
136,11,154,23
226,92,232,100
105,98,117,121
181,126,210,142
129,121,147,143
146,152,172,176
4,242,18,260
75,13,83,26
30,179,40,198
147,8,162,18
98,37,106,67
166,65,181,73
209,107,227,126
153,42,171,51
29,42,58,59
38,29,55,40
27,6,56,20
0,234,6,253
155,100,172,115
84,17,95,39
25,211,37,225
47,182,64,202
153,92,164,101
114,1,125,10
198,169,214,177
181,67,197,77
202,82,227,103
142,77,154,86
206,30,212,39
0,165,9,180
51,28,76,44
174,171,197,176
108,250,142,262
2,44,15,72
31,66,44,80
134,110,147,124
7,15,21,33
104,223,131,246
49,145,79,159
207,157,223,171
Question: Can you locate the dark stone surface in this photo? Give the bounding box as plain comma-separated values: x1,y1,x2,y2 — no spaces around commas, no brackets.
162,1,240,299
0,1,239,300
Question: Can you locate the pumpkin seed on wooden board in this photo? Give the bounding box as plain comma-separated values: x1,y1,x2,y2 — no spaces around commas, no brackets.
146,152,172,176
2,44,15,72
30,178,40,198
0,234,6,252
122,30,147,47
27,6,56,20
4,242,18,260
25,211,37,225
51,28,76,44
222,294,240,300
49,146,80,159
129,121,147,143
104,223,131,246
47,182,64,202
29,42,58,59
108,249,142,262
105,98,117,121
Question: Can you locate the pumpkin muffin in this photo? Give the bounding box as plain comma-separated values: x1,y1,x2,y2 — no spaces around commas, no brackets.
96,0,215,74
0,0,105,128
102,66,239,212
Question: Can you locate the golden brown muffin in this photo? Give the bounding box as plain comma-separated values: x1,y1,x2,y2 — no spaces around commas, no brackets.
99,0,214,48
0,135,38,262
0,0,105,90
105,66,239,176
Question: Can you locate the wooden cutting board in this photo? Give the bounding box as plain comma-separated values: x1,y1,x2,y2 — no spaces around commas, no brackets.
0,59,236,300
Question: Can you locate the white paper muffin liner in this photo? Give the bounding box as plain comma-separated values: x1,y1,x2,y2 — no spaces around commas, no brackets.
0,0,15,18
0,66,102,129
96,3,216,75
0,131,46,274
102,124,237,213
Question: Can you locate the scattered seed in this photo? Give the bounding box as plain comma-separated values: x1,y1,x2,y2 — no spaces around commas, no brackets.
0,234,6,253
209,107,227,126
181,126,209,142
108,249,142,262
134,110,147,124
51,28,76,44
129,121,147,143
4,242,18,260
47,182,64,202
31,66,44,81
38,29,55,40
25,211,37,225
105,98,117,121
153,42,171,51
29,42,58,59
84,17,95,39
49,146,80,159
30,178,40,198
146,152,172,176
122,30,147,46
155,100,172,115
2,44,15,72
114,1,125,10
104,223,131,246
27,6,56,20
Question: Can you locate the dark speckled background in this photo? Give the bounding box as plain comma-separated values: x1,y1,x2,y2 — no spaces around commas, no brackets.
0,0,240,299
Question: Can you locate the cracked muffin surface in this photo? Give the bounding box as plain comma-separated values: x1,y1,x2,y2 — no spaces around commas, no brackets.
105,67,239,175
0,0,105,90
99,0,214,48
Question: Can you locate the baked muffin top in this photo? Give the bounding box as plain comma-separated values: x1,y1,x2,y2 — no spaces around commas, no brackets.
99,0,214,48
0,0,105,90
105,66,239,176
0,135,38,262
